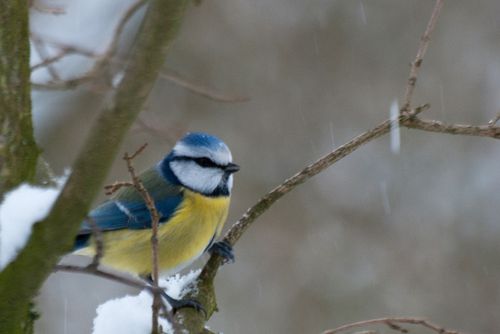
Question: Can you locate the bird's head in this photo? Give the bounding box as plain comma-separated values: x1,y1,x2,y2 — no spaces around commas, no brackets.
160,132,239,197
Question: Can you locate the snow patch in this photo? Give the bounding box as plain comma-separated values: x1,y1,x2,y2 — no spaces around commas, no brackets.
0,173,68,270
93,269,201,334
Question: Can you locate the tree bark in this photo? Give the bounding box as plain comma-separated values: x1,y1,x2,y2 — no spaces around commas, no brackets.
0,1,39,194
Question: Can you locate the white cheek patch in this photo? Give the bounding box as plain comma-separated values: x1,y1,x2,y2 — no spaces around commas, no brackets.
174,142,232,166
170,160,223,194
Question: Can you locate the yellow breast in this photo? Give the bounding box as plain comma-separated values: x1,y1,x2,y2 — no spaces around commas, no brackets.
78,189,230,276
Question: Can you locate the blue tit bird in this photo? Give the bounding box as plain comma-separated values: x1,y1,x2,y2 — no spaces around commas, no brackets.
74,132,239,310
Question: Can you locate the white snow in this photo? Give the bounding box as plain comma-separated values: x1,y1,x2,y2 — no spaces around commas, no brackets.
390,99,401,154
160,269,201,302
92,269,201,334
0,174,67,270
93,290,173,334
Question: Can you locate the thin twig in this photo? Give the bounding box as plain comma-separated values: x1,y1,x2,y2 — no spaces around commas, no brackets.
123,144,162,334
103,0,148,64
30,0,65,15
132,117,186,144
54,264,152,291
321,317,459,334
104,181,134,196
31,0,147,90
31,45,98,72
125,143,148,160
160,69,250,103
401,0,445,113
386,321,409,333
31,76,98,91
54,262,177,329
31,35,61,80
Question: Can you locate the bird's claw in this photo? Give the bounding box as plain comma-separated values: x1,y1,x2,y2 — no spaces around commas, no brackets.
143,275,206,317
208,240,235,264
161,291,206,317
170,298,206,316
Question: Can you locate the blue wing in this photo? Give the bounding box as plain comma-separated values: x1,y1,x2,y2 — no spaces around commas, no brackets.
75,167,183,249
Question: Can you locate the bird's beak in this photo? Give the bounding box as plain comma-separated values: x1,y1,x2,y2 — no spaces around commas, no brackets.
225,162,240,174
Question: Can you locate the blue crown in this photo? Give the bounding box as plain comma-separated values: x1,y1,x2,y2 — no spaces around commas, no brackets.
179,132,225,150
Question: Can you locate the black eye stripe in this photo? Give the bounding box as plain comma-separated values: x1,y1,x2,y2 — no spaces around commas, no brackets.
194,157,217,168
174,156,223,168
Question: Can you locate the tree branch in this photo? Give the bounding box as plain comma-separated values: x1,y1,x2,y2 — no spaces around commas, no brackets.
122,144,162,333
55,264,151,291
321,316,459,334
401,0,445,112
30,43,97,72
29,0,65,15
402,116,500,139
0,0,40,194
31,0,148,91
160,69,250,103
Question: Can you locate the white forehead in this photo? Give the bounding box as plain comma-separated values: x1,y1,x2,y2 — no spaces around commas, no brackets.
173,141,232,165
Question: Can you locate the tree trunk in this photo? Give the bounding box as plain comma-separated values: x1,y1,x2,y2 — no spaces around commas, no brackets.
0,1,39,194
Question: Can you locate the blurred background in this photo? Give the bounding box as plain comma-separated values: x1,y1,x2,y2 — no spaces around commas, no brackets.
30,0,499,333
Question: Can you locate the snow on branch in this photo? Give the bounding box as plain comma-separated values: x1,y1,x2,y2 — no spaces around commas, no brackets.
92,270,200,334
0,173,68,270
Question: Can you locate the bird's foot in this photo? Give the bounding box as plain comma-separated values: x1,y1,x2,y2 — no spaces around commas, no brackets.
160,291,206,316
143,275,206,316
208,240,235,264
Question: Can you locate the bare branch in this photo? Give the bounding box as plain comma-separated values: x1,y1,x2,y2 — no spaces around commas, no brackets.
104,0,148,65
401,0,445,112
31,75,98,91
132,117,187,144
31,0,250,105
160,69,250,103
31,35,61,80
125,143,149,160
31,0,147,90
55,264,152,291
104,181,134,196
403,117,500,139
30,44,98,72
321,317,459,334
30,0,65,15
122,144,162,333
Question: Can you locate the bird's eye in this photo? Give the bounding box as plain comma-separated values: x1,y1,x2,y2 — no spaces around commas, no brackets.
194,157,216,168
